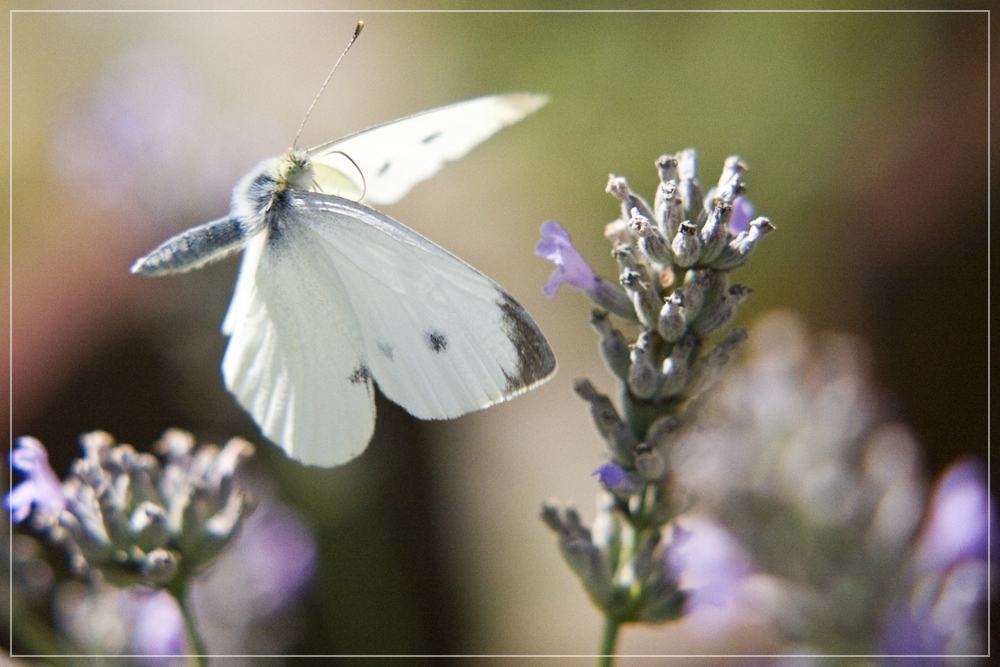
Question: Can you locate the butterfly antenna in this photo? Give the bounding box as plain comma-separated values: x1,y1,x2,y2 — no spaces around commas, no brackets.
333,150,367,201
293,20,364,150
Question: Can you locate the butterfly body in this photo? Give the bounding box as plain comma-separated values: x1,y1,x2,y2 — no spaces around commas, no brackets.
133,94,556,467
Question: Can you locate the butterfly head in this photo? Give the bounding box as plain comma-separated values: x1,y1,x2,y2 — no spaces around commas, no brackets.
272,149,314,200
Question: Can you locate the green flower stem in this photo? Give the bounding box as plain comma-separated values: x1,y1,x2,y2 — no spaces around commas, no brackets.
598,615,620,667
170,577,207,667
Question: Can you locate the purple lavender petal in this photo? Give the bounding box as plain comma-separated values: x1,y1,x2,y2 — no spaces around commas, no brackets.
728,196,755,235
535,220,600,298
593,462,641,496
5,436,66,523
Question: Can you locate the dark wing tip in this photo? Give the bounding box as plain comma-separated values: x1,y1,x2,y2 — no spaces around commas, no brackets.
495,290,557,394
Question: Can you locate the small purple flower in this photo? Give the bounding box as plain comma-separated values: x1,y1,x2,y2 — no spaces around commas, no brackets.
6,436,66,523
593,462,642,496
535,220,600,298
728,196,755,235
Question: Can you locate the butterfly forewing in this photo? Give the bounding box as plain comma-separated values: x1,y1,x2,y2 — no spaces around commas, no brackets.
308,93,548,206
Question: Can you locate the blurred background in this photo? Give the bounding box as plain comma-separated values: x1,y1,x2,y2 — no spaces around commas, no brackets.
5,3,990,662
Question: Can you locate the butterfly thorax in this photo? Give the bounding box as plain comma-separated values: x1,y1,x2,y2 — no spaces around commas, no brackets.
231,149,315,236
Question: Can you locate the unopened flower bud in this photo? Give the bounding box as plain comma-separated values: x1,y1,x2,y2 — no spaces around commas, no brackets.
658,292,687,342
607,174,655,223
677,269,721,321
129,502,169,553
655,155,683,236
675,149,703,218
710,217,776,271
140,548,178,587
671,221,702,268
659,335,697,398
692,284,752,337
635,446,667,481
685,328,748,399
591,310,631,381
629,207,672,266
628,332,661,400
541,504,613,608
574,379,639,466
708,156,748,208
620,268,662,328
698,201,732,264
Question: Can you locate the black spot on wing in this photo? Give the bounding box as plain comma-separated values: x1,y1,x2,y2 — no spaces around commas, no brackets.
378,161,391,176
421,131,442,144
495,290,557,393
425,330,448,353
349,364,372,389
378,342,394,360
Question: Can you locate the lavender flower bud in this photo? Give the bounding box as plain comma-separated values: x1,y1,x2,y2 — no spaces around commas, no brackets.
606,174,655,223
671,221,701,268
675,149,703,218
629,207,672,266
710,216,776,271
708,156,748,207
655,157,684,241
657,292,687,342
628,331,661,400
685,328,748,399
574,379,639,466
659,335,698,399
697,201,732,264
691,284,753,337
139,548,179,587
677,269,721,321
620,268,662,328
635,446,667,481
591,309,631,381
541,504,613,607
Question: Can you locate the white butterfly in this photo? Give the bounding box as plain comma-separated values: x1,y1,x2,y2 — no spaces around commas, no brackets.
131,93,557,467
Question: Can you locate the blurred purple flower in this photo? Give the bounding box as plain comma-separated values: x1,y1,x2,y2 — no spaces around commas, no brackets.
664,516,754,630
191,496,317,653
593,462,641,496
536,221,600,298
915,458,993,574
232,500,317,614
728,196,755,235
879,458,993,658
6,436,66,523
128,588,188,661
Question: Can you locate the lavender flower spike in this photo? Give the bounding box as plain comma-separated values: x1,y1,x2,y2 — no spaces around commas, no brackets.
536,221,635,318
6,436,66,524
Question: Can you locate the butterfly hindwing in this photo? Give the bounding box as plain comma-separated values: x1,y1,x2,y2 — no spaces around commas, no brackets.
284,191,556,422
221,226,376,467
